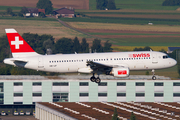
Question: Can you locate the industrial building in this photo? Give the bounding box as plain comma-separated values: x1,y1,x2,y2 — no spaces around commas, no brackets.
0,75,179,104
0,75,179,118
35,102,180,120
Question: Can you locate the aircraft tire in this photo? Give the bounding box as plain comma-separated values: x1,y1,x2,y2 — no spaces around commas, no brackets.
95,77,101,84
90,77,96,82
152,76,156,80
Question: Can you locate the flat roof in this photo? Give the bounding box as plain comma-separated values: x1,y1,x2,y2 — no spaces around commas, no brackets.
37,102,180,120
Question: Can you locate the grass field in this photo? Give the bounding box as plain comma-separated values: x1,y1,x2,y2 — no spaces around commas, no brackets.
60,16,180,25
89,0,180,10
130,65,179,79
109,37,180,46
66,22,180,32
0,0,89,10
64,22,180,51
0,18,89,39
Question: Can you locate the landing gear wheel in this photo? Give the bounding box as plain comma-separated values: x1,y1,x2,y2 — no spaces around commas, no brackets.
90,76,96,82
95,77,101,84
151,69,156,80
152,76,156,80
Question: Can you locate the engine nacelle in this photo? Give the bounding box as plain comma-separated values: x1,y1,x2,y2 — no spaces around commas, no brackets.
110,67,129,77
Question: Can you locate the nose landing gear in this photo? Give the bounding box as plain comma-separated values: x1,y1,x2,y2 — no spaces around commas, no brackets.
152,69,156,80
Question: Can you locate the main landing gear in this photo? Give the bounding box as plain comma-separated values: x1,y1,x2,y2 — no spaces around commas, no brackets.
90,73,101,84
152,69,156,80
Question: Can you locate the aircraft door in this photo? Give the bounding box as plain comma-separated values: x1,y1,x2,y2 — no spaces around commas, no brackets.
152,53,158,63
38,57,44,69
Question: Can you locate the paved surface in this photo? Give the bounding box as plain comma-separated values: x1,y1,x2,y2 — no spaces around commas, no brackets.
0,115,38,120
58,75,171,80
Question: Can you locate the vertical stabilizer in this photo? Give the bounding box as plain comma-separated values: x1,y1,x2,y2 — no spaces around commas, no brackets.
5,29,39,58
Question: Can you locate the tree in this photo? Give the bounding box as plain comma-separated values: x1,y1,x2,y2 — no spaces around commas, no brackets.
133,46,152,51
20,7,28,14
18,12,24,17
0,35,10,62
130,112,136,120
6,7,15,16
103,40,112,52
55,38,73,54
73,37,81,53
91,39,103,52
6,7,12,15
36,0,53,14
111,108,119,120
107,0,116,10
39,12,46,18
175,49,180,77
43,39,54,54
96,0,108,10
81,38,89,53
22,33,54,54
162,0,180,6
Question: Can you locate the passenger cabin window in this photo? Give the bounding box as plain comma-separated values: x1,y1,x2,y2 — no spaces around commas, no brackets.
163,55,168,59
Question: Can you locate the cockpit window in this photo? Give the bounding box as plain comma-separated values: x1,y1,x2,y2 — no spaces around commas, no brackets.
163,55,168,59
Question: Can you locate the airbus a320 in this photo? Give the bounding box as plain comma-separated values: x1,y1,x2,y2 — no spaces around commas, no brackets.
4,29,177,83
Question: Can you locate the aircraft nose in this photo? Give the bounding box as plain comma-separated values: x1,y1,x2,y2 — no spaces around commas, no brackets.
171,59,177,66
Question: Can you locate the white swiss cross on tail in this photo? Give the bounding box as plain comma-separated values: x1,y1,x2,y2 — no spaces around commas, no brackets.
11,36,23,49
5,28,38,58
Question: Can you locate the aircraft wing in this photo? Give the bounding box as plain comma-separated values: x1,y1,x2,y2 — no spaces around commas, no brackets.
86,61,120,73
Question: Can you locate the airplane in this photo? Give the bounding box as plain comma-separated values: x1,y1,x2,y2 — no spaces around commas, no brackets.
4,28,177,83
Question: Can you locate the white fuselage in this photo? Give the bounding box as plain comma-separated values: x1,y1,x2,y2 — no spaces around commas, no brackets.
4,51,177,73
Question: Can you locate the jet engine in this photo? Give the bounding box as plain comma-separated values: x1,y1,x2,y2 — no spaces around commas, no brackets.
107,67,129,77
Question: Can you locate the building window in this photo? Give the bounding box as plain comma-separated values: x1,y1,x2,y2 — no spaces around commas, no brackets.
98,82,107,86
53,93,68,102
154,82,163,86
98,93,107,96
32,82,41,86
136,93,145,97
0,83,3,92
14,102,23,104
14,82,23,86
136,82,145,86
173,82,180,86
79,82,89,86
173,93,180,97
79,93,89,97
117,93,126,96
117,82,126,86
53,82,69,86
32,93,42,97
154,93,164,97
0,93,4,104
14,93,23,97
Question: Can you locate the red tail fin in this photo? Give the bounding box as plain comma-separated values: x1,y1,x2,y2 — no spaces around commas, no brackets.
5,29,35,53
5,29,38,58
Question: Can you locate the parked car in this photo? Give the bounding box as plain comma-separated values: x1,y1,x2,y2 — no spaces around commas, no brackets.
14,111,18,116
26,111,31,115
1,111,6,115
19,111,24,115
